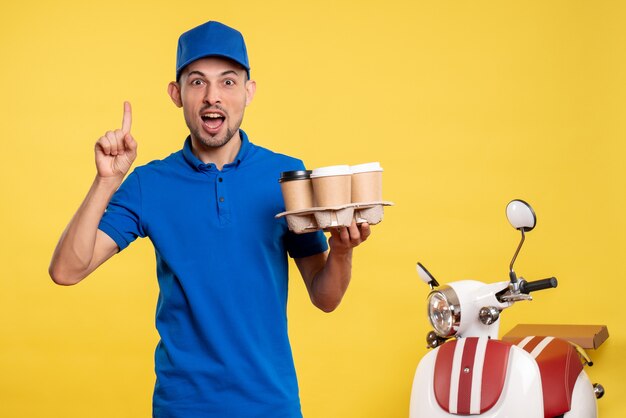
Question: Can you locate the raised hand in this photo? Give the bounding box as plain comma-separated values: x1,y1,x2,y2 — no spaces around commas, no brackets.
94,102,138,179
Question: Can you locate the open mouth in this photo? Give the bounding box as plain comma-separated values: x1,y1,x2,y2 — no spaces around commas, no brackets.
201,112,226,131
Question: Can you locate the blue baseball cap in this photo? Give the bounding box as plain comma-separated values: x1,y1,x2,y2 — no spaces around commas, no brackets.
176,21,250,80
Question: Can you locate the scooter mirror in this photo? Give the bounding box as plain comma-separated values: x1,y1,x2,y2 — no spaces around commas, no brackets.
417,262,439,288
506,199,537,232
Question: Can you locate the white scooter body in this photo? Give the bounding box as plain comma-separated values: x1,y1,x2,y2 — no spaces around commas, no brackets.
410,343,543,418
410,200,602,418
410,344,597,417
409,279,598,418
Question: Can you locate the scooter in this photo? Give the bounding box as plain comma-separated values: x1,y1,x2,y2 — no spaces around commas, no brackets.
410,199,605,418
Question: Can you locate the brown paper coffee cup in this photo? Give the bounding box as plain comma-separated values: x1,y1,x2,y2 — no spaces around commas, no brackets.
279,170,314,211
351,162,383,203
310,165,352,207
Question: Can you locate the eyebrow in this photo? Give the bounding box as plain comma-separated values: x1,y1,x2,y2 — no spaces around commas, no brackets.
186,69,241,79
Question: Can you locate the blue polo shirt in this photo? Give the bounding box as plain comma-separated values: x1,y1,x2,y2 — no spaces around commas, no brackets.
98,130,328,418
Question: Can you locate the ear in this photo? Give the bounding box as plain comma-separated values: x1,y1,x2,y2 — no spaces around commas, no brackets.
168,81,183,108
245,80,257,106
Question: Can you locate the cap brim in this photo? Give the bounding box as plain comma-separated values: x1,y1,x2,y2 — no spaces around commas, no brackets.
176,53,250,80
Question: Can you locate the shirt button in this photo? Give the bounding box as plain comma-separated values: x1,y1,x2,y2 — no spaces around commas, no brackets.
219,197,225,202
218,177,223,182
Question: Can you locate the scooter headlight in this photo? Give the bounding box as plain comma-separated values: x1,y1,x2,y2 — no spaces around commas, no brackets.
427,286,461,337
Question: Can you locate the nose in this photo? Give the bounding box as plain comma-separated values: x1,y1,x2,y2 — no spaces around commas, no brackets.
204,84,221,105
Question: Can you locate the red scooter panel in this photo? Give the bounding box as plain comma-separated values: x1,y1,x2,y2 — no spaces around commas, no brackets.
434,337,512,415
515,336,584,418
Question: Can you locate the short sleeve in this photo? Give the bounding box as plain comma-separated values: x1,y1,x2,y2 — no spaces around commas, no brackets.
284,229,328,259
98,171,145,251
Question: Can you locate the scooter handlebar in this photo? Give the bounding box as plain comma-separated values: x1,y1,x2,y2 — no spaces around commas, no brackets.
519,277,558,294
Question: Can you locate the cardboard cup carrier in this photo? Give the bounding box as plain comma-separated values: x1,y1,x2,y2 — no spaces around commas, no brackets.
276,162,393,233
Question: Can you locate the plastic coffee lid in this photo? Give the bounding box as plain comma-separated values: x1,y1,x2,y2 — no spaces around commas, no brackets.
310,165,352,178
350,162,383,174
279,170,312,182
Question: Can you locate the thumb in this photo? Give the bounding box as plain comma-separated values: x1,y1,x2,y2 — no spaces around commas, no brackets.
328,227,341,243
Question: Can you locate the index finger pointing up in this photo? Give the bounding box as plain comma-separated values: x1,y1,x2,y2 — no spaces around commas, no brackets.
122,101,132,133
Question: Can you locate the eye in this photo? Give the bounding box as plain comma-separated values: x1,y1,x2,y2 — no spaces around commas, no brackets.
224,79,235,86
190,78,205,86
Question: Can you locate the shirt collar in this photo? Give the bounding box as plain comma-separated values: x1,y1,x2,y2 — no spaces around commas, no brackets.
182,129,251,171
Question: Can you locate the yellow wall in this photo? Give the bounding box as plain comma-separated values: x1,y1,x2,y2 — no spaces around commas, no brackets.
1,1,624,417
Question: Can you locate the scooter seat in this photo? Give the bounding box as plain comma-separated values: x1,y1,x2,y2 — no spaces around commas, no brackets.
515,336,584,418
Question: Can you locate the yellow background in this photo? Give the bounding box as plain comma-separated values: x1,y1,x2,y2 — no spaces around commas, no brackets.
1,1,624,417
